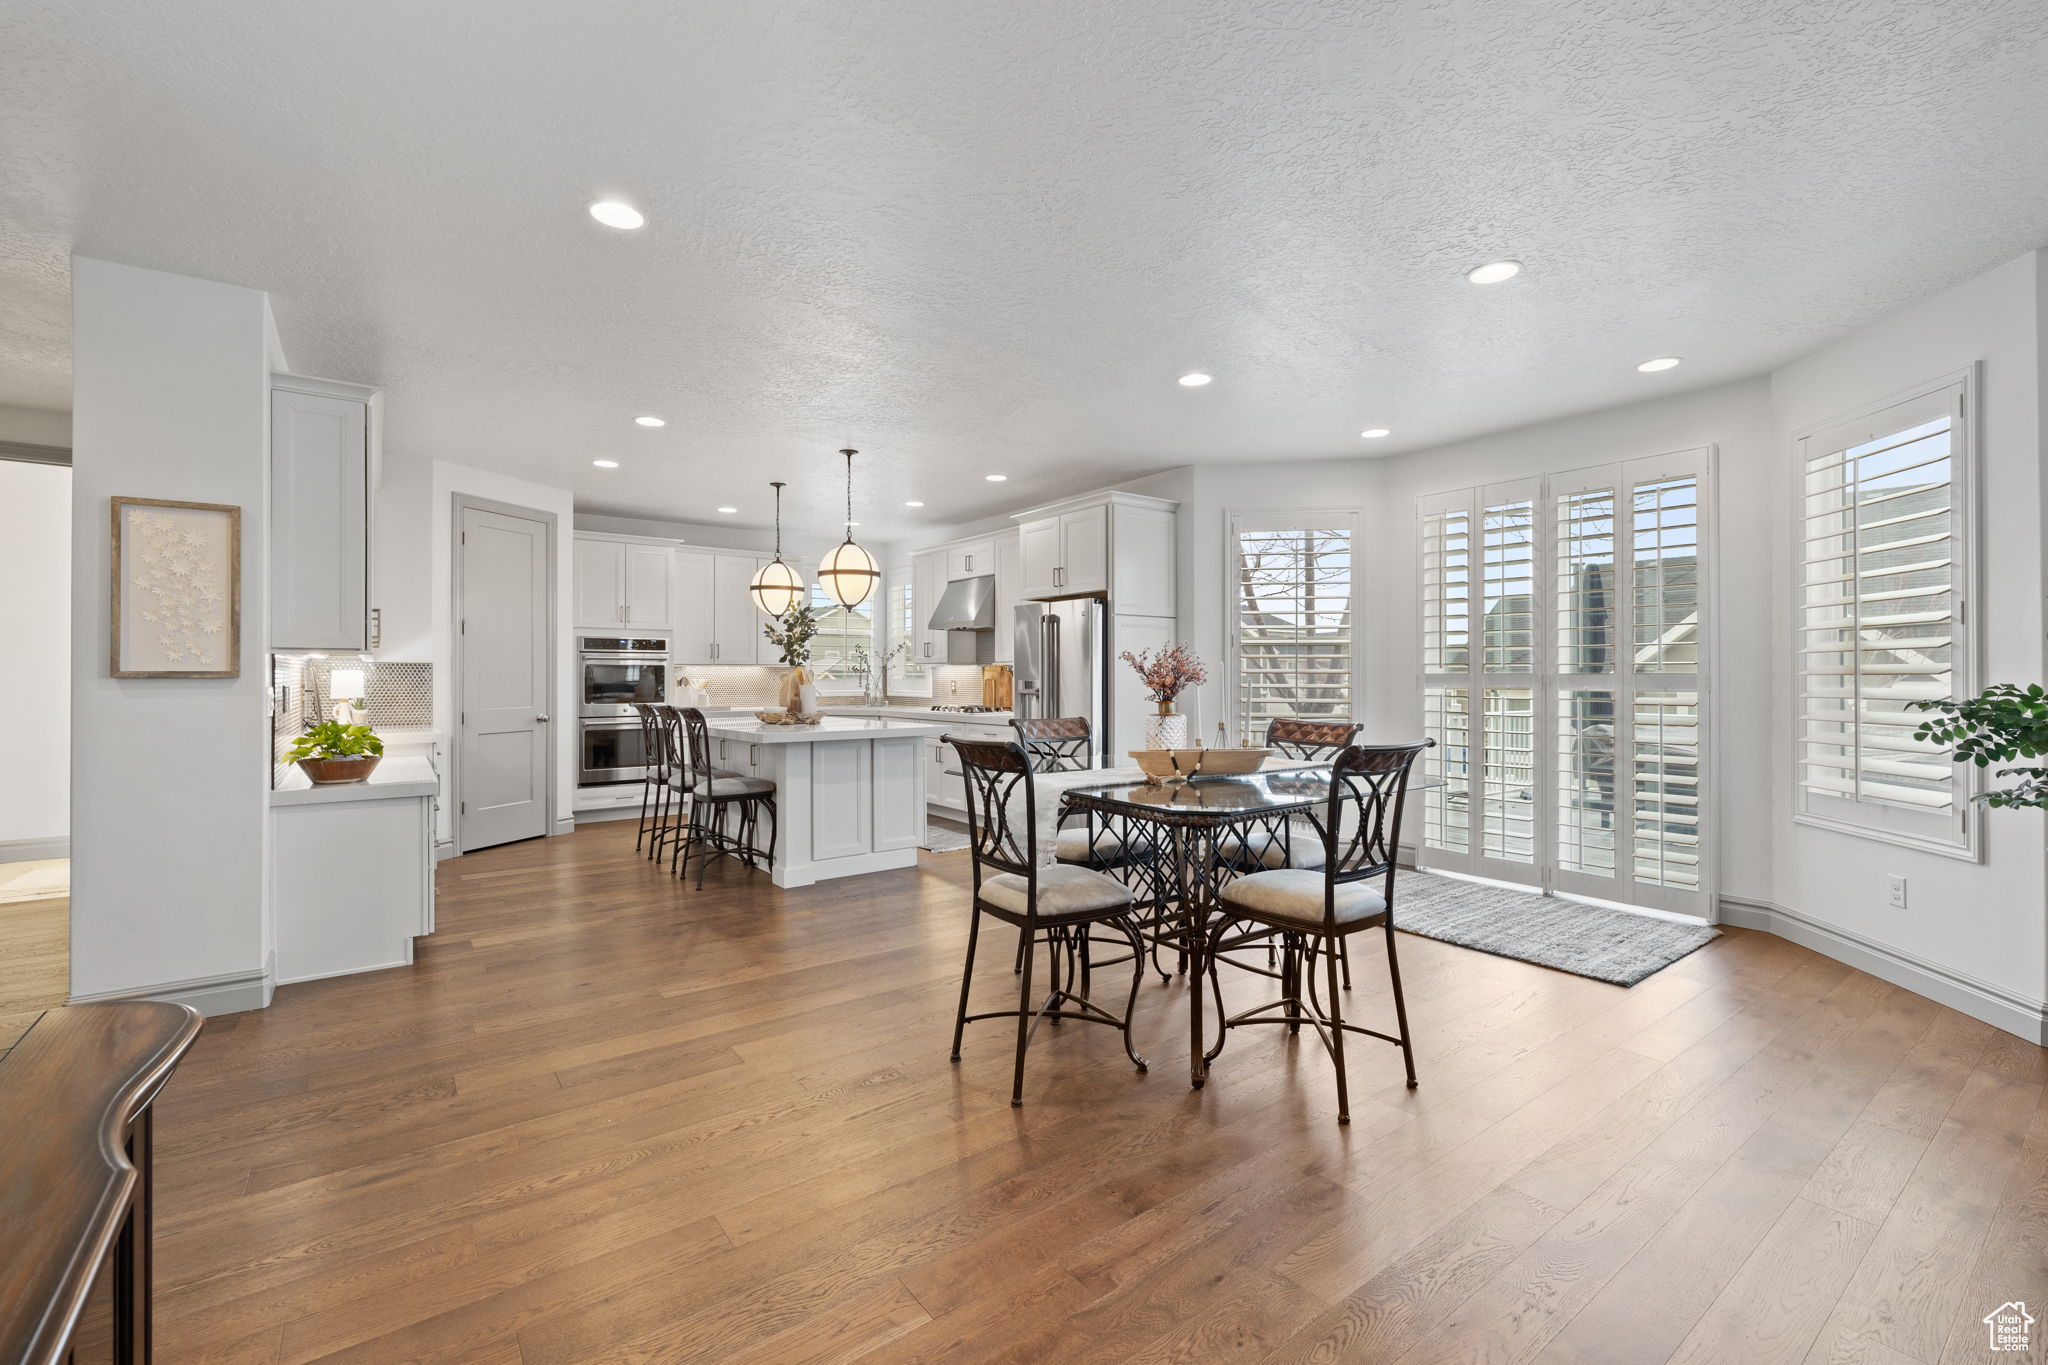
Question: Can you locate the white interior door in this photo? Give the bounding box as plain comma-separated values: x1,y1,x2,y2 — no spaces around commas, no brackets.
458,502,552,852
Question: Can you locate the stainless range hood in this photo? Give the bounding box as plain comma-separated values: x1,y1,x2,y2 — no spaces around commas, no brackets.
927,574,996,630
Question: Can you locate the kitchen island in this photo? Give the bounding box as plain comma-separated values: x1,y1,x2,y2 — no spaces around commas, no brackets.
696,715,948,888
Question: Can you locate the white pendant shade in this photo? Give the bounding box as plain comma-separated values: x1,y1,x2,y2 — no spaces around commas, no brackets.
749,556,805,617
817,538,879,609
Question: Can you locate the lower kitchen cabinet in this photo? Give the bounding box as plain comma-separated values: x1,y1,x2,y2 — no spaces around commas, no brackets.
272,790,435,984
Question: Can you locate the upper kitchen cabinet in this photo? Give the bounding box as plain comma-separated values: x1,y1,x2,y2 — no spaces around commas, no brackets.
271,376,375,651
944,538,996,581
573,534,673,631
991,533,1022,664
1013,491,1176,616
670,548,767,664
911,550,946,664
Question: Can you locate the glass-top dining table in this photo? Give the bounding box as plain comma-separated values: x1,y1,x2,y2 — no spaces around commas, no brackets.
1028,761,1440,1089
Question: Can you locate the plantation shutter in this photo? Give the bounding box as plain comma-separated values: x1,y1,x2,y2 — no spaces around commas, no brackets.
1794,377,1972,852
1229,515,1357,745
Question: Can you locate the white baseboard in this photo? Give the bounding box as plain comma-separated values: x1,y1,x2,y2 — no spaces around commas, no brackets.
553,816,577,837
572,805,640,824
0,835,69,862
1720,895,2047,1044
70,967,274,1017
434,840,460,862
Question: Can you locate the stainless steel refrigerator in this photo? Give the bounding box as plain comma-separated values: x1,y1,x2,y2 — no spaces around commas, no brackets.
1013,600,1108,766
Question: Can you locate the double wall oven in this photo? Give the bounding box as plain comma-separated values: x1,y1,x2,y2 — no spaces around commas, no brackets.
579,635,669,785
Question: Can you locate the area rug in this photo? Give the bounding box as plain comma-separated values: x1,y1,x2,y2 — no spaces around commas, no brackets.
920,820,972,853
0,859,68,905
1395,872,1718,986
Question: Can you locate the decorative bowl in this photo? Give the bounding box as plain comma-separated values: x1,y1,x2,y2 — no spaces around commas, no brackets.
756,710,825,726
298,755,381,785
1191,747,1271,775
1127,747,1272,783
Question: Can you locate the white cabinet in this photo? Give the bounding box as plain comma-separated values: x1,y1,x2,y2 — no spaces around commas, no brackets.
924,718,1010,813
574,535,673,630
1058,503,1110,596
992,533,1023,664
1014,493,1176,613
271,379,372,650
671,549,768,663
912,551,946,664
1111,614,1178,756
273,793,433,984
671,550,715,660
1018,516,1061,598
945,538,996,581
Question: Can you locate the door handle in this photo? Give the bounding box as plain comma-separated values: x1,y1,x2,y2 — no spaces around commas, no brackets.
537,714,551,723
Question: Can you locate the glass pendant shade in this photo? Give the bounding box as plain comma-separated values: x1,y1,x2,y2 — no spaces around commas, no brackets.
749,556,804,617
817,538,879,609
749,479,806,616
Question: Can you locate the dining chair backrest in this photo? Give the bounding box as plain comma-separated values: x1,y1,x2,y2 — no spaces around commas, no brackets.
1319,740,1433,891
951,738,1037,887
1265,716,1362,761
1010,716,1091,773
630,703,664,777
677,707,716,784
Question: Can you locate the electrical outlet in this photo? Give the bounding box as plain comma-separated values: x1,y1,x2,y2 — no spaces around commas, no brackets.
1887,875,1907,909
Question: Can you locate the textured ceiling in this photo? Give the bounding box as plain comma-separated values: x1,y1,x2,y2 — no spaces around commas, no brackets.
4,1,2048,540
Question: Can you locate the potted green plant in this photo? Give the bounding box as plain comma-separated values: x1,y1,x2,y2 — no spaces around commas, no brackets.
284,719,385,785
1911,684,2048,809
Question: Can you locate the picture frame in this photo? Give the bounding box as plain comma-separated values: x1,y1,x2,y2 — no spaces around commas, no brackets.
110,496,242,678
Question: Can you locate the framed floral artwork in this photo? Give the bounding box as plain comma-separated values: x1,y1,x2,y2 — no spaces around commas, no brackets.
110,496,241,678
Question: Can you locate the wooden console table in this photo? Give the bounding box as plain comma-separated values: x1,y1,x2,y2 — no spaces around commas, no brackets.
0,1002,201,1365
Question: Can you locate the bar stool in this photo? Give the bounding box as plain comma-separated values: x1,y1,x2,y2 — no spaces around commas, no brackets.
950,738,1149,1106
1211,740,1429,1124
674,707,777,888
630,702,672,857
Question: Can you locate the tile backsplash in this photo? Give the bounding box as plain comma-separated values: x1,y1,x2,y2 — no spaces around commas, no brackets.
271,655,434,768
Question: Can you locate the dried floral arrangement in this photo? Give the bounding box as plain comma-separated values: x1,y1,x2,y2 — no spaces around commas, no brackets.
1119,644,1208,706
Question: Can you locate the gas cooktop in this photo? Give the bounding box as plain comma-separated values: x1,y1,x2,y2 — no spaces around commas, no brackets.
930,704,1005,713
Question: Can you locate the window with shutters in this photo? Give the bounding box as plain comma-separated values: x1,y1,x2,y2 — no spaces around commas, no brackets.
807,582,876,690
885,575,930,695
1228,514,1358,744
1419,449,1711,917
1793,373,1976,856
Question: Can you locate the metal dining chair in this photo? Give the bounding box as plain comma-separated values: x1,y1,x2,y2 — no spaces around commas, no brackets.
673,707,776,888
1211,740,1430,1124
949,738,1149,1107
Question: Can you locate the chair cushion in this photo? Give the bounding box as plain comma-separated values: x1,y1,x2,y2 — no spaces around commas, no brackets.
692,775,774,798
1054,827,1134,865
1219,869,1386,929
980,865,1134,920
669,767,738,790
1217,828,1326,870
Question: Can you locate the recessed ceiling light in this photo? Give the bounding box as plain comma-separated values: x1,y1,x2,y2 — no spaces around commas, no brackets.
985,474,1008,482
1360,428,1391,439
1466,260,1521,285
634,415,665,427
592,459,619,468
717,506,738,514
589,200,645,230
1637,356,1681,372
905,500,925,508
1178,373,1213,387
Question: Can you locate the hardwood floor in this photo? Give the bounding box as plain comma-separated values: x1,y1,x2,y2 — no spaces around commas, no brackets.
148,820,2046,1364
0,888,69,1051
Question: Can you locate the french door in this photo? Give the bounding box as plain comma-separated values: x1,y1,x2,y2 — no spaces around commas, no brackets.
1417,449,1712,917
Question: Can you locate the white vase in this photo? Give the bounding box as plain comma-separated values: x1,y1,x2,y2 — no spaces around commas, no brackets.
1145,711,1188,749
798,684,819,714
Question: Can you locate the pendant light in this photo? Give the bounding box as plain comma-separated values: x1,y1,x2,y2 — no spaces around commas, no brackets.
817,447,880,609
748,481,806,616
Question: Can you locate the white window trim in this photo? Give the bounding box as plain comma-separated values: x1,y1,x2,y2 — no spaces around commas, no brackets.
805,579,882,697
1788,366,1981,861
1222,506,1364,745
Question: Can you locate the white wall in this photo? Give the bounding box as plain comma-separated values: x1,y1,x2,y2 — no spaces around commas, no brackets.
1765,250,2047,1031
0,403,70,448
69,257,274,1008
0,460,71,855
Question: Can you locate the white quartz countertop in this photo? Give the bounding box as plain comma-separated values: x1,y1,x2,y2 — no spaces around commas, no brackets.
846,705,1015,724
271,754,441,806
699,715,950,744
